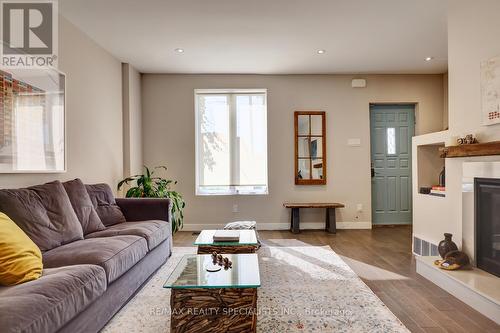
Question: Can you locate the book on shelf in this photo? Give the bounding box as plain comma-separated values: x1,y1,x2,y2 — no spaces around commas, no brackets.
213,230,240,242
430,188,446,197
431,186,446,191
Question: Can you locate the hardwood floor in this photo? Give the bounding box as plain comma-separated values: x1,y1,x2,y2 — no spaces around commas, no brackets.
173,226,500,333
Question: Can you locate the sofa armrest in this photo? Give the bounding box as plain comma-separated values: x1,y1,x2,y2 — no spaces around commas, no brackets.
115,198,171,222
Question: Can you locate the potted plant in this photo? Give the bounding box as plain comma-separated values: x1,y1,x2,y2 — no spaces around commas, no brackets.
118,166,186,233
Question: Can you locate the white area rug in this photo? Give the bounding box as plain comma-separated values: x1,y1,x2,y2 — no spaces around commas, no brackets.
103,241,409,332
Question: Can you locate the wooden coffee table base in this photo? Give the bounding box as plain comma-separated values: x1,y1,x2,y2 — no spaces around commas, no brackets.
197,245,257,254
170,288,257,333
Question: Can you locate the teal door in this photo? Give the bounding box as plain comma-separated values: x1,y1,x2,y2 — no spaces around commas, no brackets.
370,105,415,225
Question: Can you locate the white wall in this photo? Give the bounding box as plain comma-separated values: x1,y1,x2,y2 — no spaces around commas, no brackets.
0,17,123,189
122,63,143,177
448,0,500,142
446,0,500,257
142,74,445,229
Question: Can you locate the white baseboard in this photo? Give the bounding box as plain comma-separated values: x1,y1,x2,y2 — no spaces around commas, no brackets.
181,221,371,231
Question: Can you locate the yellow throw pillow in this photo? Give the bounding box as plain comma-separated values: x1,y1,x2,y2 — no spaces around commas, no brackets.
0,212,43,285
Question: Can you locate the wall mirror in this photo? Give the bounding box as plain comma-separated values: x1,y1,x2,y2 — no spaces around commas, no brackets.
294,111,326,185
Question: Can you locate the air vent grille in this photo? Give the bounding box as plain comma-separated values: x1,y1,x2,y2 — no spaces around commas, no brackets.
413,236,438,256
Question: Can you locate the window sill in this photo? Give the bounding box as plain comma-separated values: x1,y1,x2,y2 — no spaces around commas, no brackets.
196,191,269,196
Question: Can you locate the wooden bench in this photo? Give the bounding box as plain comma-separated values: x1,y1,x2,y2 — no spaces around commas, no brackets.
283,203,345,234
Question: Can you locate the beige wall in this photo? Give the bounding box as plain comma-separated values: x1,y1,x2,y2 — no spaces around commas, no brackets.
142,74,444,229
122,63,143,177
0,17,123,189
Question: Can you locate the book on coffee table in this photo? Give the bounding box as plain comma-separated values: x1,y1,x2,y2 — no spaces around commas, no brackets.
213,230,240,242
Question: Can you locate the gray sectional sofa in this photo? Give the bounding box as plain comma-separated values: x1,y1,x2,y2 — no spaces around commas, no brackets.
0,179,172,333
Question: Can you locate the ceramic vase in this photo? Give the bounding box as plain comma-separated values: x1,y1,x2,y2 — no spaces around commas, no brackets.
438,233,458,259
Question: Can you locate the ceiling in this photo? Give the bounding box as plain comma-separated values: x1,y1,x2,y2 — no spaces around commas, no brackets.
60,0,448,74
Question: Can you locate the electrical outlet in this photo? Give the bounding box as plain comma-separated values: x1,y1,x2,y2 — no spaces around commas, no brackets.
232,204,239,213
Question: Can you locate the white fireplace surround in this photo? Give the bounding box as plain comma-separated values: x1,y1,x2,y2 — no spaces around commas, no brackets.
416,158,500,325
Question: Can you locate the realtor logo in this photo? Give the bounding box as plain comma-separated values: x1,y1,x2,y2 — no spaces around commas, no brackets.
1,0,58,68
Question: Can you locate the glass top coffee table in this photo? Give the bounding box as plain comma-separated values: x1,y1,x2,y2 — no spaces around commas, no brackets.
194,229,259,254
164,254,260,333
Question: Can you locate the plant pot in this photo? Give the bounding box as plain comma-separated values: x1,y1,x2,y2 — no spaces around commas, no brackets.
438,233,458,259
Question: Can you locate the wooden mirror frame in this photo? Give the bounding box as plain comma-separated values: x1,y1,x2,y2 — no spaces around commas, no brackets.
294,111,327,185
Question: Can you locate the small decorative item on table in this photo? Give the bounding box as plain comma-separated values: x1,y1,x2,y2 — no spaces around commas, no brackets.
206,251,233,272
195,229,259,254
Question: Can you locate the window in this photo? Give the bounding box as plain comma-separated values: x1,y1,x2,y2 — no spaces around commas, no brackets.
387,127,396,155
195,89,268,195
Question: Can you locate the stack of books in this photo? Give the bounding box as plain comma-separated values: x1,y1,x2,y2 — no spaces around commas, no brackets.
213,230,240,242
429,186,446,197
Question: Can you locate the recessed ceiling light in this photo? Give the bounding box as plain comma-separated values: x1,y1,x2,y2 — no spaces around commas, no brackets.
317,49,326,54
174,48,184,53
425,56,434,61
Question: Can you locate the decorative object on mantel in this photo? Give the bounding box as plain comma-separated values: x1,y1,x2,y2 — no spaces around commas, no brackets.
439,140,500,158
457,134,478,145
438,233,458,259
481,54,500,126
434,250,471,270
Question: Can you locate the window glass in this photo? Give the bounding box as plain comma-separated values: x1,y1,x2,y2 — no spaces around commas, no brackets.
196,91,268,195
387,127,396,155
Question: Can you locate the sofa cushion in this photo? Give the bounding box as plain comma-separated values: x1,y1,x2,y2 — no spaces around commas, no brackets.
43,235,148,283
0,181,84,252
85,183,126,226
86,220,171,251
0,264,106,333
63,179,106,235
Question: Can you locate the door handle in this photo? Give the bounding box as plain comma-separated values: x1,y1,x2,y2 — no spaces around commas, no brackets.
371,168,380,178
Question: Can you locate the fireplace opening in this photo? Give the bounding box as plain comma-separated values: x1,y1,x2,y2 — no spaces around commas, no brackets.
475,178,500,277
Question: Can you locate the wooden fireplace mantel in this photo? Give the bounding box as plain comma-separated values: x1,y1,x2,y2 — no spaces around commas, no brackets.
439,141,500,158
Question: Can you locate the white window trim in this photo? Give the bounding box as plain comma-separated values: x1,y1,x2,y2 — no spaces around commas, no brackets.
194,89,268,196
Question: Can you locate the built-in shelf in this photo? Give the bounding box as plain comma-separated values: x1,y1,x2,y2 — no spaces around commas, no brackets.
417,143,445,191
440,141,500,158
412,131,452,262
418,193,446,198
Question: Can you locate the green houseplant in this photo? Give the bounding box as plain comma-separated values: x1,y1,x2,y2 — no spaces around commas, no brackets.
118,166,185,233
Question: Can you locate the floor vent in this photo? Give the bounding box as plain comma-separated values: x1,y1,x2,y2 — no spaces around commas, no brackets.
413,236,438,256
